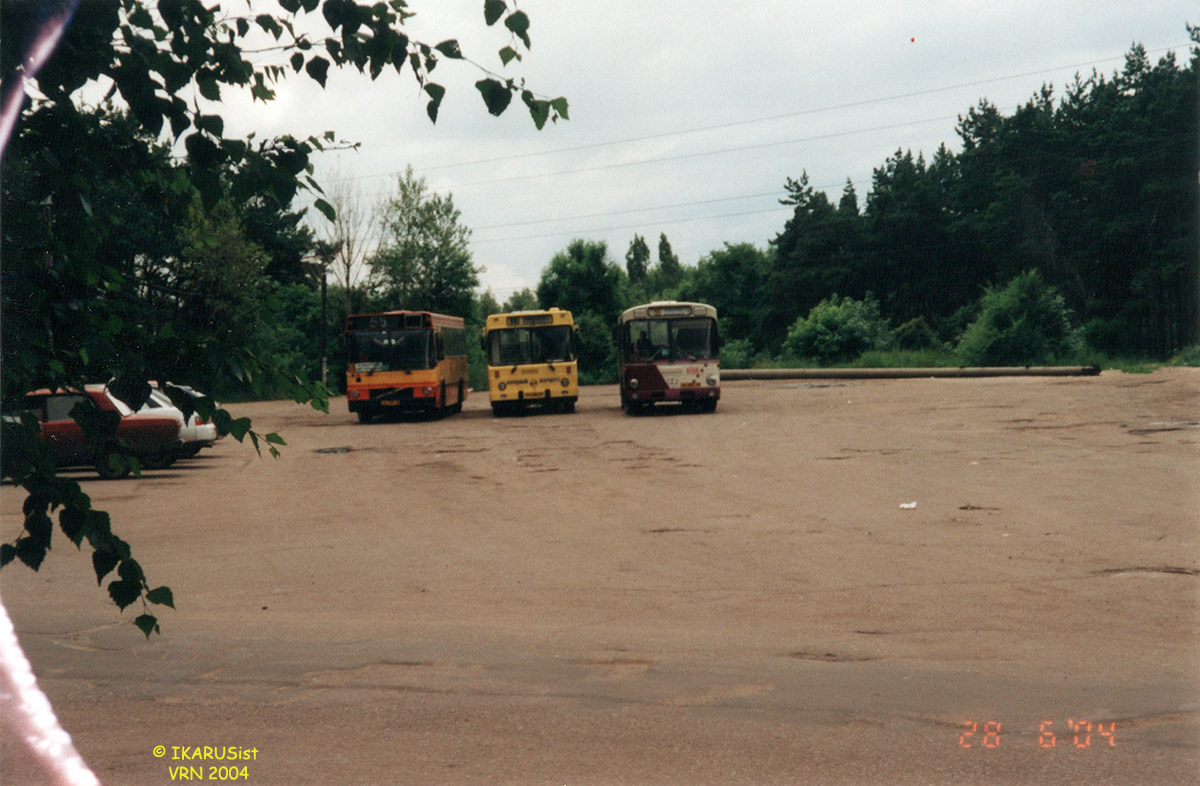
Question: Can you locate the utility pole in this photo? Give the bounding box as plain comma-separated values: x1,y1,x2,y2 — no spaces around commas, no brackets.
320,268,327,387
308,240,342,390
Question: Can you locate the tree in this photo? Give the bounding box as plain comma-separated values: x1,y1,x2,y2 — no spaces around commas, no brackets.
764,172,843,349
536,240,624,382
175,198,270,364
316,164,384,312
368,166,479,318
502,288,539,312
681,243,771,352
654,232,684,292
241,199,316,287
625,234,650,286
956,271,1079,365
536,239,624,327
782,294,892,364
1,0,569,636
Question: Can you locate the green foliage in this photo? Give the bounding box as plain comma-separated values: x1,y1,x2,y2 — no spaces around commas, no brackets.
177,198,270,353
756,36,1198,358
1081,317,1140,357
368,166,479,318
255,283,325,395
782,295,892,363
647,233,684,293
892,316,941,351
1167,345,1200,367
625,234,650,286
719,338,754,370
574,312,618,385
682,243,771,353
536,240,625,327
1,0,567,635
849,349,959,368
955,271,1080,366
502,288,539,313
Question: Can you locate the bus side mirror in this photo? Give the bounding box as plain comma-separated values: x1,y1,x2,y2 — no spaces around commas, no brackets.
571,330,581,358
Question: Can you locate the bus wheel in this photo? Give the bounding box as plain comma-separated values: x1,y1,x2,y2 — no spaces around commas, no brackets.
452,381,464,414
491,402,507,418
563,399,576,414
701,399,718,413
357,410,373,424
622,398,641,416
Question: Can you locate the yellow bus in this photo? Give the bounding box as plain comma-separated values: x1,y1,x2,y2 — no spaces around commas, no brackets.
482,308,579,416
344,310,468,422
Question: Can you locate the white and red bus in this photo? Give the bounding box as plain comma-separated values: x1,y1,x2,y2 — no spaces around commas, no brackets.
616,301,720,414
344,310,468,422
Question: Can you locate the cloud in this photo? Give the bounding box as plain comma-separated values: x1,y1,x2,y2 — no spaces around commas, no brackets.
246,0,1195,295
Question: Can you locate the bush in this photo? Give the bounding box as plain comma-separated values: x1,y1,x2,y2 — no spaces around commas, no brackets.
955,271,1079,366
781,294,892,363
1082,317,1138,356
892,316,940,351
574,311,618,385
1167,345,1200,367
720,338,753,369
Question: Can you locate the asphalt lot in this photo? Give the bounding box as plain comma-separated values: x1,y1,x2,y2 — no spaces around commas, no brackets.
3,370,1198,785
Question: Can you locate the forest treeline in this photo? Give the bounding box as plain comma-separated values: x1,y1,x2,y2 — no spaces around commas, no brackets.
4,39,1196,402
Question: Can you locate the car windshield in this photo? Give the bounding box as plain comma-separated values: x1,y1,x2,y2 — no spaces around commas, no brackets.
348,330,434,371
489,325,573,366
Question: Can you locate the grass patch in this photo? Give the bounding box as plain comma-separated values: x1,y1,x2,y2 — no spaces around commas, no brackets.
1167,345,1200,367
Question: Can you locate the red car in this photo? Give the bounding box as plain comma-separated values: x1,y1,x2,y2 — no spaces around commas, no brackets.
21,385,181,478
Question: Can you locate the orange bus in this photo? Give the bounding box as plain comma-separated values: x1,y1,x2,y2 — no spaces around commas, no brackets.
344,310,468,422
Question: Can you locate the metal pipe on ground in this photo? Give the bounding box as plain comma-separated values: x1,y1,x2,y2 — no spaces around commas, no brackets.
722,366,1101,381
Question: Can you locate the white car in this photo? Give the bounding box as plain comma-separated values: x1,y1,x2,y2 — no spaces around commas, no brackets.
147,385,220,458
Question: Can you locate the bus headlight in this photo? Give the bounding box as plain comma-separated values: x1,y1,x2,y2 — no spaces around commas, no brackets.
498,381,507,391
560,378,569,387
422,386,433,396
629,377,639,389
706,375,717,386
348,389,362,400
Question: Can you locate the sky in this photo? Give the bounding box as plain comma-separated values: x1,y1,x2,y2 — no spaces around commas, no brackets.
214,1,1196,301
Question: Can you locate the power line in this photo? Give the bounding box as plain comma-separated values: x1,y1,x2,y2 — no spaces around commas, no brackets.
470,189,786,231
309,112,964,205
327,42,1191,185
471,205,793,245
440,115,964,190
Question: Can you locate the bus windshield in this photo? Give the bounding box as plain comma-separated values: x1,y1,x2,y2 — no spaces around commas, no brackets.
489,325,574,366
625,318,715,361
348,330,434,371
